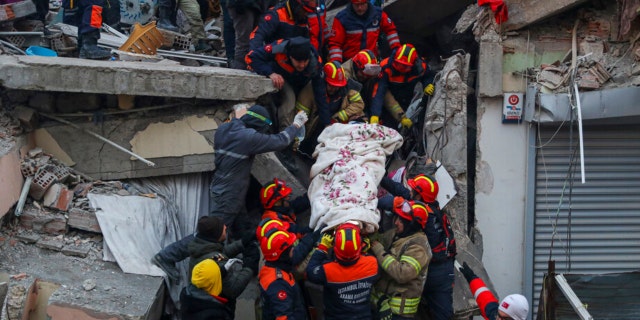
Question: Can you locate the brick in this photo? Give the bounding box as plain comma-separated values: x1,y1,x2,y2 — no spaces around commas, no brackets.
43,183,74,212
36,238,64,251
20,207,67,235
61,244,91,258
67,208,101,233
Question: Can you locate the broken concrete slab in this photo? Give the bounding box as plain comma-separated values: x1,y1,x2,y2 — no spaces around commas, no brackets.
15,233,40,244
36,238,64,251
0,55,275,101
67,208,101,233
478,40,503,97
20,206,67,235
503,0,589,31
61,244,91,258
0,241,164,320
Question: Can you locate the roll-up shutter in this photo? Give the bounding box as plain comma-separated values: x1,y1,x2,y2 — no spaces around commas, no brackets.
532,124,640,316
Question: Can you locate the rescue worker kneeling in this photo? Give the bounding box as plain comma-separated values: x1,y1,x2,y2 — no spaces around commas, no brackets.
259,229,308,320
370,197,431,319
305,222,379,320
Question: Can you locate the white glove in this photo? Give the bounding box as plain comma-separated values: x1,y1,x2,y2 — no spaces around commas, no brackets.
293,110,308,128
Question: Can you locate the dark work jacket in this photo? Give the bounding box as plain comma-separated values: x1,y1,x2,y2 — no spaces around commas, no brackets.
259,263,308,320
188,236,254,300
180,284,234,320
210,118,298,217
306,249,379,320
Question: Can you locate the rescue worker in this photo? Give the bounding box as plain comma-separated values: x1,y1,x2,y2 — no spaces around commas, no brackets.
62,0,112,59
226,0,273,69
151,104,308,281
295,61,365,140
156,0,179,32
459,262,529,320
370,197,431,319
181,258,234,319
327,0,400,63
248,0,329,53
370,43,435,128
178,0,213,52
305,222,379,320
259,229,308,320
246,37,325,173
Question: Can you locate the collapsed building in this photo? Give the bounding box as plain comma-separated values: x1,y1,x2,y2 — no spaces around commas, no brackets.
1,0,640,319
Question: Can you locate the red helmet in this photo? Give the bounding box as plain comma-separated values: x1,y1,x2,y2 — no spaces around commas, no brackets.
351,0,367,4
260,178,292,209
260,230,296,261
392,44,418,68
323,61,347,87
256,218,290,241
352,49,378,70
393,197,428,229
407,174,439,203
409,201,430,229
334,223,362,263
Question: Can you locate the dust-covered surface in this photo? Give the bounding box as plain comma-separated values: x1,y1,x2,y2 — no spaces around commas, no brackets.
0,109,22,157
0,226,164,318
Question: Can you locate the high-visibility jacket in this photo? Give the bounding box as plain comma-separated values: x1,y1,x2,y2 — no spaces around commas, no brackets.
295,79,364,127
259,264,308,320
370,51,432,118
246,38,325,96
468,276,500,320
371,230,431,317
328,5,400,62
249,0,329,52
306,249,379,320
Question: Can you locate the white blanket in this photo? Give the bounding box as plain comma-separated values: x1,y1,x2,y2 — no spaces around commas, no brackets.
308,123,403,232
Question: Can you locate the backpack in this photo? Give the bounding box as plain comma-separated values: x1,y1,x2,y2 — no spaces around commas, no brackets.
424,202,456,262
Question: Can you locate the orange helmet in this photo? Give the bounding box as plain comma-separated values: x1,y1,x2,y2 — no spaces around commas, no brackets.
256,218,290,241
260,178,292,209
352,49,378,70
260,230,296,261
323,61,347,87
407,174,439,203
392,44,418,68
393,197,428,229
334,223,362,263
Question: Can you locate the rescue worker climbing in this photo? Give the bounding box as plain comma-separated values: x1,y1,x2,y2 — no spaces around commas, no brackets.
370,43,436,128
327,0,400,63
259,230,309,320
249,0,329,53
62,0,112,59
305,222,379,320
151,105,308,281
295,61,365,149
459,262,529,320
370,197,431,319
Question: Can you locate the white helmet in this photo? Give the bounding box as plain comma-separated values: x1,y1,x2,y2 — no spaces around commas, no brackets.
499,294,529,320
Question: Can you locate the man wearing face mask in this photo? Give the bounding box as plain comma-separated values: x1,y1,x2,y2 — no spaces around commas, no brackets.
151,105,308,281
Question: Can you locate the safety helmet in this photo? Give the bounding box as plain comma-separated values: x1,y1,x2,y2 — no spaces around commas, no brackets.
260,230,297,261
333,223,362,263
409,201,429,229
351,0,367,4
407,174,439,203
323,61,347,87
352,49,379,71
260,178,292,209
393,198,428,229
392,44,418,68
256,218,290,241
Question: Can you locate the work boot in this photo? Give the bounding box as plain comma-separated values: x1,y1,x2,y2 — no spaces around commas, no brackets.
157,6,179,32
151,253,179,281
78,31,111,60
193,39,212,53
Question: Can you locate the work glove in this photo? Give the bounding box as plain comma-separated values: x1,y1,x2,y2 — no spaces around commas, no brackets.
242,242,260,276
361,237,371,253
370,240,386,257
293,110,308,128
369,115,379,125
317,233,334,252
241,232,257,247
400,116,413,128
460,261,478,282
423,83,435,96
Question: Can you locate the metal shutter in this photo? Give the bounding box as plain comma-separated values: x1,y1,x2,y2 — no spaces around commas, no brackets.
531,124,640,317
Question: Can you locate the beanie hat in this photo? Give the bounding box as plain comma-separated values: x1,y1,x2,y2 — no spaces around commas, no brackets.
240,105,272,131
191,259,223,296
287,37,311,61
499,294,529,320
196,216,225,242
